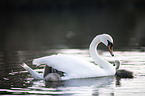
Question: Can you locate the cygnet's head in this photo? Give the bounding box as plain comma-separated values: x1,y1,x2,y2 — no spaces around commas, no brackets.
44,73,61,82
114,60,121,70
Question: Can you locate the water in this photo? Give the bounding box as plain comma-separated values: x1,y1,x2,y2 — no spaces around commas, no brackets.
0,49,145,96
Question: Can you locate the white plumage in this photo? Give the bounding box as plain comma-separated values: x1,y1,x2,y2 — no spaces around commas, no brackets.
33,54,107,80
22,34,116,80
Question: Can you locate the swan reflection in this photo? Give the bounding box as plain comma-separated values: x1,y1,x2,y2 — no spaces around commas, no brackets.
29,76,114,96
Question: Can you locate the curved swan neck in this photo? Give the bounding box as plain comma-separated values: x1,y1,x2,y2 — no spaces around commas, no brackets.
89,35,111,69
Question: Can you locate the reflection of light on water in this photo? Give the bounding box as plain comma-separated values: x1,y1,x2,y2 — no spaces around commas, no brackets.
20,76,114,95
115,76,145,96
58,49,89,55
103,51,145,64
1,49,145,95
60,86,94,95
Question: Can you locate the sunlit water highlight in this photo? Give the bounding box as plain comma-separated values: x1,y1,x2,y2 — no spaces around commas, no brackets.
0,49,145,96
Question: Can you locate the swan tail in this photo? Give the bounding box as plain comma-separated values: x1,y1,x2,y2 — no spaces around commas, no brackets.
21,62,43,80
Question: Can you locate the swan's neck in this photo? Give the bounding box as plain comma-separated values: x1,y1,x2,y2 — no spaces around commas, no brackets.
116,63,120,70
89,36,112,69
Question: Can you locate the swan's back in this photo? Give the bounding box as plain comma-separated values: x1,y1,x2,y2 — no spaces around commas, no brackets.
33,54,107,80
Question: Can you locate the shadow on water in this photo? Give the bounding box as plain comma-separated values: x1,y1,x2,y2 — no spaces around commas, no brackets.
62,76,114,87
45,76,114,88
115,76,134,87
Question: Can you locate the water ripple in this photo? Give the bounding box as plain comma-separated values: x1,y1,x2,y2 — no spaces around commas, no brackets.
0,49,145,95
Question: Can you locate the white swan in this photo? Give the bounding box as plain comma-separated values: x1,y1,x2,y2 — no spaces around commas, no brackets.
22,34,116,80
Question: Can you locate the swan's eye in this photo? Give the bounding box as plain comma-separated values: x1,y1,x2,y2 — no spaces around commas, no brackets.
107,40,113,47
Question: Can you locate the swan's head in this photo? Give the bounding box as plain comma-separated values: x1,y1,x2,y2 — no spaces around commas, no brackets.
100,34,114,56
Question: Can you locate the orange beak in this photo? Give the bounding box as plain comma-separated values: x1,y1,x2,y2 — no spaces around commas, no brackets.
108,45,114,56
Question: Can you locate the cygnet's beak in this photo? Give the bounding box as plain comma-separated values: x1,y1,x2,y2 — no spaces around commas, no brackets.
108,45,114,56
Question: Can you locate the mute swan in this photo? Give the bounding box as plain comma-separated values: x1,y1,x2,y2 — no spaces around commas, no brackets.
114,60,134,78
22,34,116,80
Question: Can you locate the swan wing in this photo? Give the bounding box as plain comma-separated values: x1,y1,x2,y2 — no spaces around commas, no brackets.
33,54,106,79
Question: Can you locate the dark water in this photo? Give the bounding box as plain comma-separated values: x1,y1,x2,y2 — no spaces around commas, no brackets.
1,2,145,95
1,7,145,50
0,49,145,95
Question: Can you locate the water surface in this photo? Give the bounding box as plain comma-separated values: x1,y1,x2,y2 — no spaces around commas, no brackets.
0,49,145,96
